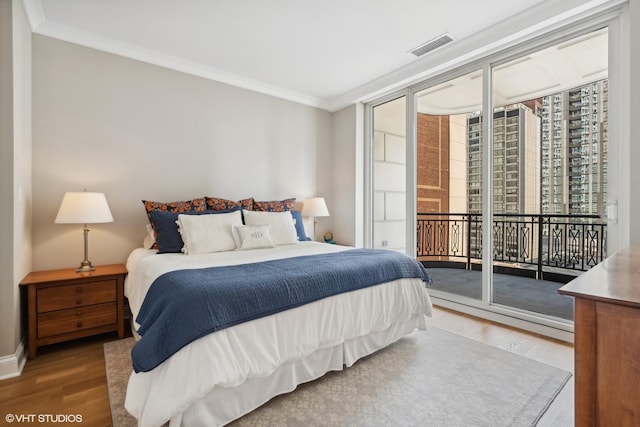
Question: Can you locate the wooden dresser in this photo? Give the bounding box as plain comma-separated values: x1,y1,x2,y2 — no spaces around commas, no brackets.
20,264,127,358
558,247,640,426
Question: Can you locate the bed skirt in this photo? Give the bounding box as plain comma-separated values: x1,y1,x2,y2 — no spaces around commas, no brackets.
170,314,426,426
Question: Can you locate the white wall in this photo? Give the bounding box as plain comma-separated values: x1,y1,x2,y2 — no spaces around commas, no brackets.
12,0,31,347
629,0,640,245
331,103,364,246
0,0,32,378
31,35,332,270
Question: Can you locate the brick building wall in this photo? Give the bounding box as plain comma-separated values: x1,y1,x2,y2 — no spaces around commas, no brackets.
417,113,450,213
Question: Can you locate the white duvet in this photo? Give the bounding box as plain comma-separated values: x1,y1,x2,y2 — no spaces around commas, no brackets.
124,242,433,426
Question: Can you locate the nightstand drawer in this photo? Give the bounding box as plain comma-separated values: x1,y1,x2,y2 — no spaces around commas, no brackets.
37,280,116,312
37,302,117,337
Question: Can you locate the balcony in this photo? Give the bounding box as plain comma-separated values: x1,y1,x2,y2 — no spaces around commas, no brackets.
417,212,607,321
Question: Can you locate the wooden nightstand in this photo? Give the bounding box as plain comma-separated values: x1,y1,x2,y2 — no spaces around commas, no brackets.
20,264,127,359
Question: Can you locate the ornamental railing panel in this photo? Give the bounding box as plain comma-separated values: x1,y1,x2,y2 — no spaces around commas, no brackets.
416,212,607,279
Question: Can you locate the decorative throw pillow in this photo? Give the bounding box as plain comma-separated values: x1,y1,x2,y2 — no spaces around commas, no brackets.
232,224,275,250
177,210,243,254
149,208,240,254
205,197,254,211
142,198,207,219
252,198,296,212
242,210,298,245
290,210,310,241
142,198,207,248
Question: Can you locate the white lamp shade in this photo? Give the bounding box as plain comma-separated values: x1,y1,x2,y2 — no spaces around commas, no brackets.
301,197,330,217
55,192,114,224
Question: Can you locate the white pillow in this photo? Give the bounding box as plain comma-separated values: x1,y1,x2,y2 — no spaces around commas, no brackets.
143,224,156,249
242,210,298,246
233,224,275,250
177,210,242,254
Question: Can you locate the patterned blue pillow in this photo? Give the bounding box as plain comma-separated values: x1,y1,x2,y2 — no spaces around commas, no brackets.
291,210,310,241
150,207,241,254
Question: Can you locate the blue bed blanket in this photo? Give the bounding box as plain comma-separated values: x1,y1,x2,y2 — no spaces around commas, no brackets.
132,248,432,373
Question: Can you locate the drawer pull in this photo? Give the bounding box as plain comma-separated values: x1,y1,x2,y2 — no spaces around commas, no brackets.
76,322,83,328
76,298,82,305
76,311,82,316
76,286,83,293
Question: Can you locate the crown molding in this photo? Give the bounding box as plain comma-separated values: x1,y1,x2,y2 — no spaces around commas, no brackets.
20,0,45,31
22,0,325,110
19,0,626,114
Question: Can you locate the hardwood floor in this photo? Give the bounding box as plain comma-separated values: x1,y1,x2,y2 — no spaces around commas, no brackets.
0,333,121,427
0,307,574,426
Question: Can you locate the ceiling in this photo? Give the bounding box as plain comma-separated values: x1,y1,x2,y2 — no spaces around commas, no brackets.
22,0,620,111
417,28,608,115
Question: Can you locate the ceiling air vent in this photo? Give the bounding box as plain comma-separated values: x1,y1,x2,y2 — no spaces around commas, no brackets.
410,34,454,57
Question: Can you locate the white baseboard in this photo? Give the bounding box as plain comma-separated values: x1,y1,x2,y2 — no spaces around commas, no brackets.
0,338,27,380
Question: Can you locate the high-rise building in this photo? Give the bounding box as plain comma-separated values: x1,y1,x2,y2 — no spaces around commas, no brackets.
466,104,541,215
541,80,608,215
416,81,607,221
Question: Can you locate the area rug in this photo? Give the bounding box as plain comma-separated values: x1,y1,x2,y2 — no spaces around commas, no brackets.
104,327,571,426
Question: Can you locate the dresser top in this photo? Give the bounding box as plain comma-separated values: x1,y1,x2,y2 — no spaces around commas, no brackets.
558,246,640,308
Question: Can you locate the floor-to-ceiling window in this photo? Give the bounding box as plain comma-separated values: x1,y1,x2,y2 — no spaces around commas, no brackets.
368,22,614,337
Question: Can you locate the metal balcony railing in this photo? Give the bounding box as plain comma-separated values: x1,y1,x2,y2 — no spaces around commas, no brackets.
417,212,607,281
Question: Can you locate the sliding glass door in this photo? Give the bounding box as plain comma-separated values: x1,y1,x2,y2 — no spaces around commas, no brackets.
489,27,608,322
414,71,484,302
368,23,614,334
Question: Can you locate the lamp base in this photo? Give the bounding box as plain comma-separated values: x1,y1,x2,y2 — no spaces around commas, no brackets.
76,260,95,272
77,227,95,272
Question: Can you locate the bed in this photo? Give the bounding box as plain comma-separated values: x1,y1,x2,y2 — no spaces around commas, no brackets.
123,200,433,426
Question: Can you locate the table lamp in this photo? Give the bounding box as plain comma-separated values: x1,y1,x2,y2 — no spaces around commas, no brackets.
301,197,329,241
55,191,113,272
